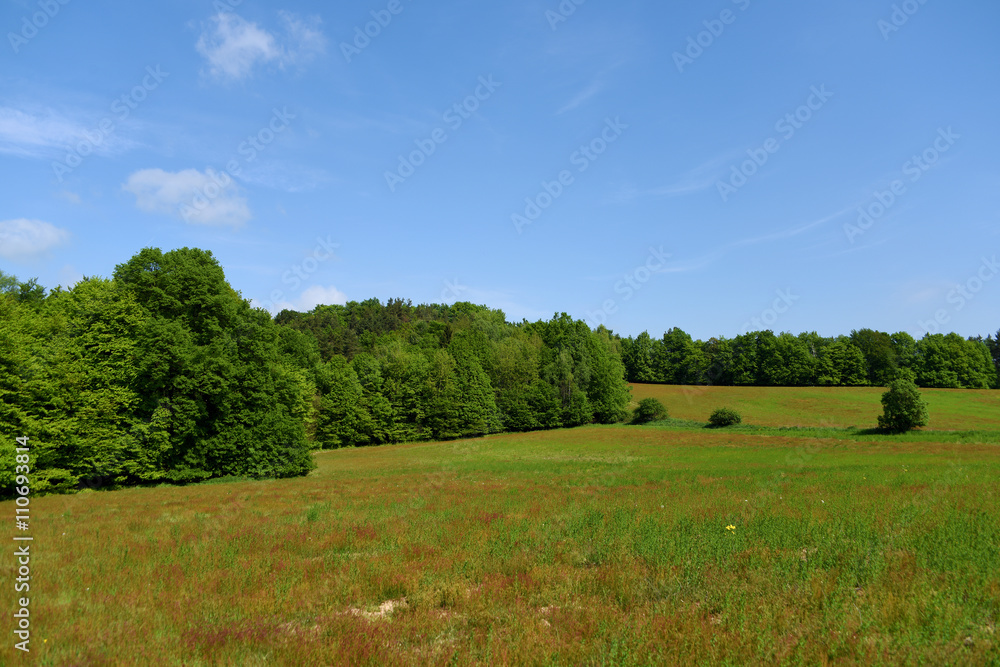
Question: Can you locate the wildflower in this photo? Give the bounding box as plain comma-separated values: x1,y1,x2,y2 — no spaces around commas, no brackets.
726,525,736,531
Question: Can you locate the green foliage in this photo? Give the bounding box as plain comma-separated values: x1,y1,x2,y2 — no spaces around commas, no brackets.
276,306,631,442
447,332,503,437
816,338,868,386
890,331,919,373
24,278,149,486
655,328,706,384
315,357,374,448
915,334,995,389
0,297,29,440
584,327,631,424
702,337,734,386
850,328,898,385
116,249,315,480
620,331,656,383
618,327,1000,391
4,247,994,501
0,439,15,495
708,407,742,428
987,330,1000,384
877,374,929,432
632,398,668,424
0,270,46,307
5,247,322,495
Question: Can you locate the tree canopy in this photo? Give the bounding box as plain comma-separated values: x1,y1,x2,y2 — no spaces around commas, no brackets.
1,249,996,499
0,248,634,497
618,327,998,390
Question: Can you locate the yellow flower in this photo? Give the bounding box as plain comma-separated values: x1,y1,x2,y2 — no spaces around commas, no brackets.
726,525,736,531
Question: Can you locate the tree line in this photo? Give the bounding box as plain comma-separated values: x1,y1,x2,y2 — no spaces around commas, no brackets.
0,247,630,495
2,247,997,497
617,327,1000,389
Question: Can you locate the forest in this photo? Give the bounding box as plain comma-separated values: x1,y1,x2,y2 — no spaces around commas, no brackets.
0,246,997,497
0,247,630,495
618,327,1000,390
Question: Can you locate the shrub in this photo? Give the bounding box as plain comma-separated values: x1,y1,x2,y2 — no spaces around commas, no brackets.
632,398,668,424
708,407,742,427
878,374,928,432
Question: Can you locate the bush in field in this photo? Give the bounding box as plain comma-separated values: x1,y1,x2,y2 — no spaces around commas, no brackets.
708,407,741,427
878,372,928,432
632,398,668,424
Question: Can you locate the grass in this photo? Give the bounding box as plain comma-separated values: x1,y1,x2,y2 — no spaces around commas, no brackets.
630,383,1000,431
2,386,999,664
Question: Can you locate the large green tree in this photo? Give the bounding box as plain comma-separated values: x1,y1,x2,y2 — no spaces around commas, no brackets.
878,371,929,432
621,331,656,383
447,333,503,437
850,329,897,386
315,357,374,448
655,328,706,385
987,331,1000,387
816,338,868,386
115,247,315,480
585,327,631,423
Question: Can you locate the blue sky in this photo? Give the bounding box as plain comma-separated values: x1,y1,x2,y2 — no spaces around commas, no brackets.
1,0,998,341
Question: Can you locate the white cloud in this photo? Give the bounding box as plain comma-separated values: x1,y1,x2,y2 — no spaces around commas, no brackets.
255,284,347,314
295,285,347,310
196,13,281,80
556,81,604,115
196,12,326,82
0,106,132,160
278,11,326,64
237,161,332,193
612,151,746,203
58,190,82,204
0,219,70,260
123,168,251,227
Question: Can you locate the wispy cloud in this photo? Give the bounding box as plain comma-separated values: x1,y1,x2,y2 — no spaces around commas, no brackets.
552,54,632,116
731,205,855,249
123,168,251,227
656,207,855,274
197,14,281,81
257,284,347,314
828,236,891,258
57,190,82,205
435,280,549,322
556,81,604,115
0,106,133,160
278,11,326,64
0,219,71,260
236,161,334,193
294,284,347,311
196,12,326,82
611,152,743,203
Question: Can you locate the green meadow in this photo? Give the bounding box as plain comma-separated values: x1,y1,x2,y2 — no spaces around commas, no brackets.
3,387,999,665
631,383,1000,431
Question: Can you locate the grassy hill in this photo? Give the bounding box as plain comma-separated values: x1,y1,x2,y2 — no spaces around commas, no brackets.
5,391,999,664
630,383,1000,431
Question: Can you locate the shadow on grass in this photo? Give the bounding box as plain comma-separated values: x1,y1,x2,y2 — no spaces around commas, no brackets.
853,427,893,436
